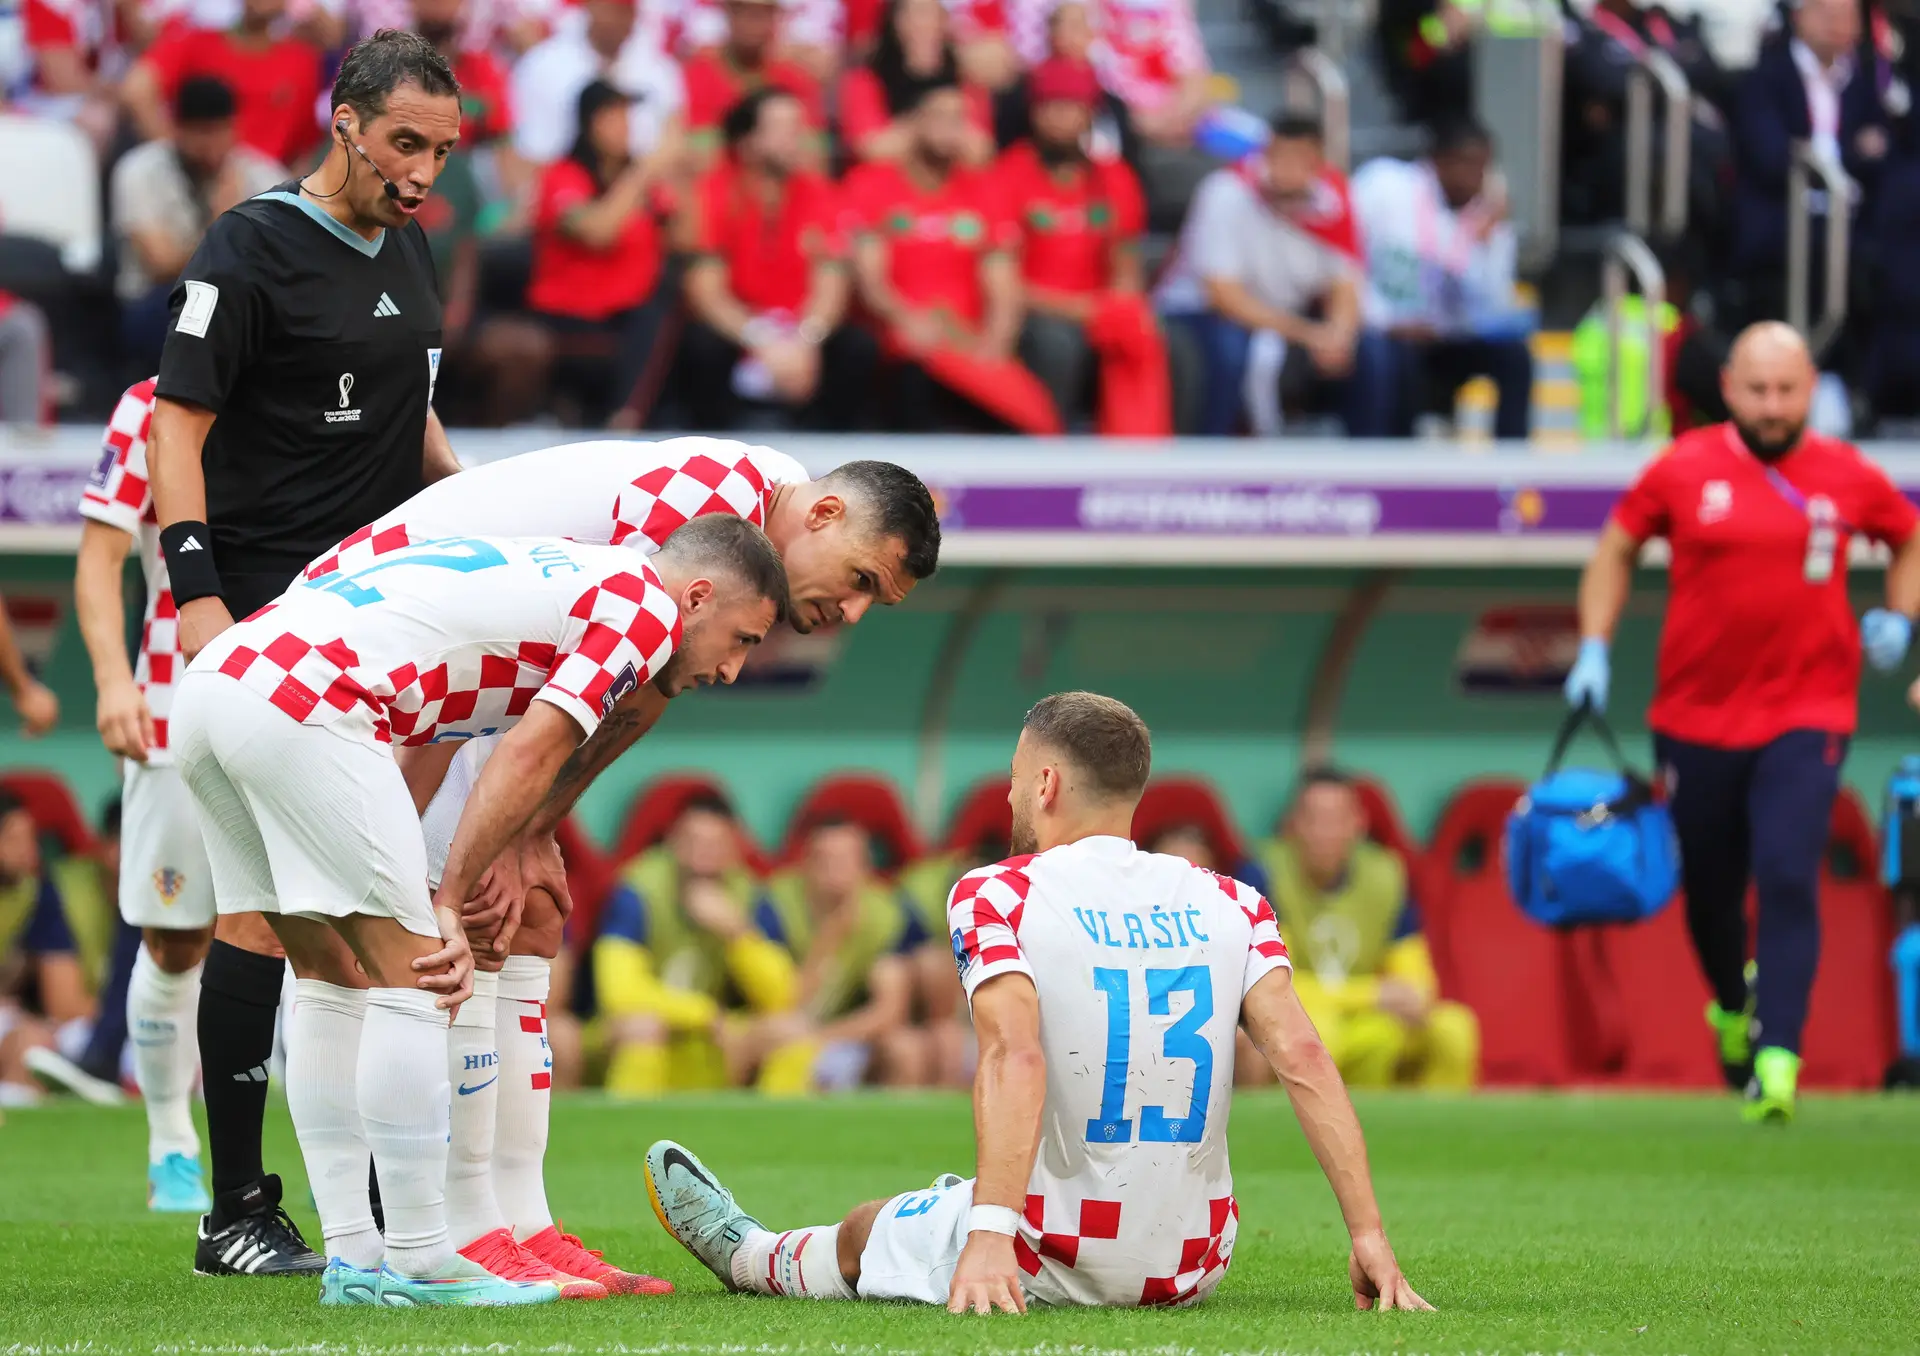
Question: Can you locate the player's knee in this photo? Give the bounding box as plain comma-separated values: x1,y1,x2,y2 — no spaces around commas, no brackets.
215,909,284,958
837,1198,888,1287
512,888,564,959
144,925,213,973
273,918,364,987
1418,1002,1481,1089
1233,1027,1275,1086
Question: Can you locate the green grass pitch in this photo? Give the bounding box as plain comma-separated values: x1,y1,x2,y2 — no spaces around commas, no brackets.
2,1090,1917,1355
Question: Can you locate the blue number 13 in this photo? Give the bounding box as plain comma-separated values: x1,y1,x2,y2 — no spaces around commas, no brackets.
307,537,507,607
1084,965,1214,1146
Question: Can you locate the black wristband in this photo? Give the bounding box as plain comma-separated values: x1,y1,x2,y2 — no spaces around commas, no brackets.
159,520,224,606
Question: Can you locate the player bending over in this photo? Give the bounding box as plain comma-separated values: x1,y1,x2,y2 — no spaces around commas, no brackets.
174,516,788,1307
648,691,1430,1313
306,436,939,1293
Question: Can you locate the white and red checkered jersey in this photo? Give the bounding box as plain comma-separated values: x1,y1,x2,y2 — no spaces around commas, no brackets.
302,437,807,582
194,536,681,748
1009,0,1206,110
948,835,1291,1307
78,379,181,761
657,0,843,54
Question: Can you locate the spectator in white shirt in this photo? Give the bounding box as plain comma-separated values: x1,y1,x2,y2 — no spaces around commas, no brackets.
1346,118,1533,439
110,75,285,371
510,0,687,167
1154,115,1361,435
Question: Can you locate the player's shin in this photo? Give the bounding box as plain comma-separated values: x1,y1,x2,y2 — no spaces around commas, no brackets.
129,944,202,1162
495,955,555,1237
288,981,381,1268
359,988,454,1276
447,970,507,1249
735,1225,855,1299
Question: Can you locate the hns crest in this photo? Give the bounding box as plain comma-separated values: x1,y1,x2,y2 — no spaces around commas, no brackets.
153,867,186,905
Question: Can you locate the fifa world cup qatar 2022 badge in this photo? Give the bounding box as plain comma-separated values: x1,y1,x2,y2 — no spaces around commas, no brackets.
327,373,362,424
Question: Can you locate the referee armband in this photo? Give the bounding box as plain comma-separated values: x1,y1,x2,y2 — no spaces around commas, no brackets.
160,521,224,606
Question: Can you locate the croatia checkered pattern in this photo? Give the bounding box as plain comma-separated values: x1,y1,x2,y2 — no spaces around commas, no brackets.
1008,0,1208,110
302,438,804,582
202,538,682,748
79,379,180,759
944,835,1285,1308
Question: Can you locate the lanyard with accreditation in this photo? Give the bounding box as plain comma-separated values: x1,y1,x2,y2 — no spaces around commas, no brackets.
1730,425,1856,583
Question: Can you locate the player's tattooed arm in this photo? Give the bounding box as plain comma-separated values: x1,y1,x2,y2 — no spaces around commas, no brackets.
527,686,669,836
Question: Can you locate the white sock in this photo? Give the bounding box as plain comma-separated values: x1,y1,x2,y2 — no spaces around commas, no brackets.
287,980,381,1268
732,1225,854,1299
129,945,202,1162
359,987,453,1277
446,970,505,1250
495,955,555,1239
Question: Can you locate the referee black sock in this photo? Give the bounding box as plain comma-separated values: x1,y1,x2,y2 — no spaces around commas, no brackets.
198,940,286,1200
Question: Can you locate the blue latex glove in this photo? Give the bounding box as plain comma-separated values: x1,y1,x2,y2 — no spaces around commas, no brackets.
1863,609,1914,673
1564,637,1610,713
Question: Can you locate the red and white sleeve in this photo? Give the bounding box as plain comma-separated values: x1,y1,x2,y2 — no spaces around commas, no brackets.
1204,871,1291,998
80,379,157,535
536,568,682,738
946,855,1038,1001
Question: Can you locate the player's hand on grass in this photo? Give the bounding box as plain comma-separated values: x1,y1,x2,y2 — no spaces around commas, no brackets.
176,597,235,664
94,677,152,760
415,904,476,1017
947,1232,1027,1315
13,678,59,739
1349,1228,1433,1312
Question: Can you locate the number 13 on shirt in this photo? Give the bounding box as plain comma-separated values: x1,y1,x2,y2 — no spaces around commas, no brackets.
1085,965,1215,1145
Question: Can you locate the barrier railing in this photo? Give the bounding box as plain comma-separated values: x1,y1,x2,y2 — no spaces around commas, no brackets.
1600,232,1667,440
1787,140,1852,356
1623,48,1690,241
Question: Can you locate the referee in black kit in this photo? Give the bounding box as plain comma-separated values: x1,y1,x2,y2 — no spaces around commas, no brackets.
147,30,463,1276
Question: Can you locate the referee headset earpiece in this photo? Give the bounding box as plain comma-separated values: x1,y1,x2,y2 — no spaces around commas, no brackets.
334,118,401,201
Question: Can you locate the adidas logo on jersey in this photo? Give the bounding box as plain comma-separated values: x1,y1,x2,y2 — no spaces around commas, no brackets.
176,535,204,551
373,292,401,318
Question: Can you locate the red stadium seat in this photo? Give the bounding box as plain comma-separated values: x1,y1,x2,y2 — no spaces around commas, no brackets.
1424,779,1582,1085
943,778,1012,855
1802,791,1897,1089
1131,776,1245,870
1599,899,1720,1088
553,817,619,948
0,770,95,856
780,773,922,873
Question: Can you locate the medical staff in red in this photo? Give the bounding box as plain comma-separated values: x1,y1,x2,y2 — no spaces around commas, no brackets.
1569,322,1920,1123
994,57,1170,436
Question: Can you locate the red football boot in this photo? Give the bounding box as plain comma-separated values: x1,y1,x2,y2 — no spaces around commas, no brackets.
459,1227,610,1300
521,1223,674,1296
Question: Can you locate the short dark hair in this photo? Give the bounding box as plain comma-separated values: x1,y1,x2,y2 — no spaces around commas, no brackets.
655,513,793,627
1431,115,1493,158
0,791,23,822
1268,112,1323,143
678,791,737,823
819,460,941,580
175,75,236,125
1022,692,1152,801
723,86,803,150
330,28,460,126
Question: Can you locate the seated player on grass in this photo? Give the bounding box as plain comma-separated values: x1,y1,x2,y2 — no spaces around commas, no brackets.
1246,767,1477,1091
723,818,927,1092
0,792,117,1107
647,691,1431,1313
588,794,796,1096
898,826,1009,1088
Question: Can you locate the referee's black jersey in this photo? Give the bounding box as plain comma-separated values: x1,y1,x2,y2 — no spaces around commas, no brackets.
156,184,443,581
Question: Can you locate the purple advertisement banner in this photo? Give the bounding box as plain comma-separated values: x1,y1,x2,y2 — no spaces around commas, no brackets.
0,465,97,525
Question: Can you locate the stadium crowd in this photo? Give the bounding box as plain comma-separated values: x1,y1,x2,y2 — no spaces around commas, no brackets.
0,0,1916,436
0,763,1477,1104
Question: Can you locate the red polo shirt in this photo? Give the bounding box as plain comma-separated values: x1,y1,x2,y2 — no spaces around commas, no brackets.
526,160,663,321
836,66,995,152
1612,425,1920,747
841,160,1013,323
691,161,842,313
453,50,513,145
140,27,323,168
682,51,825,131
994,142,1145,295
